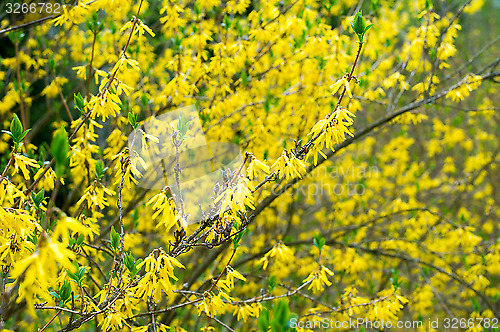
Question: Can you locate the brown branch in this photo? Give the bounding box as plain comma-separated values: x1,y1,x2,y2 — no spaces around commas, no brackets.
206,249,237,294
55,76,73,122
128,298,202,319
0,156,14,184
38,309,62,332
14,42,27,133
86,32,98,101
249,70,500,226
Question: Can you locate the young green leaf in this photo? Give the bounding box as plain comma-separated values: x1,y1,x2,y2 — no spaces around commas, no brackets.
268,275,277,291
95,159,108,180
59,280,72,304
128,111,138,129
76,233,85,247
125,252,140,278
74,92,85,112
352,11,367,36
3,114,30,149
110,226,120,250
313,234,325,252
32,189,45,208
177,113,192,140
51,127,70,177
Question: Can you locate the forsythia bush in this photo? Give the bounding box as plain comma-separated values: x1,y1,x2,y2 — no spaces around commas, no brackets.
0,0,499,331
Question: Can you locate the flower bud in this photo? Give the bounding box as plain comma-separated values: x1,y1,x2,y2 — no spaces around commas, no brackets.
352,11,366,36
350,11,373,42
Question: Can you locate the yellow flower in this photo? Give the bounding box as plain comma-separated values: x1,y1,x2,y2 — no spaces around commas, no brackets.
10,233,77,316
53,3,88,26
98,309,131,332
134,249,184,301
247,156,270,178
13,153,40,180
215,177,255,217
121,20,155,38
331,77,353,98
41,77,69,98
220,266,246,292
76,183,115,210
197,292,228,318
259,242,295,270
72,65,87,80
271,150,306,180
303,265,334,294
87,91,122,121
147,190,183,232
233,303,260,322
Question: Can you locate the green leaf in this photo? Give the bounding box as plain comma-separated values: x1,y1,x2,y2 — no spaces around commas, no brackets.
10,114,23,142
59,281,72,304
128,111,138,129
364,23,374,34
471,297,480,312
222,15,232,29
177,113,192,140
268,275,277,291
33,189,45,208
95,159,108,180
66,270,78,282
77,266,87,279
352,11,366,36
286,313,298,330
313,234,325,251
270,320,284,332
172,35,183,49
125,252,139,277
110,226,120,250
351,11,373,42
74,92,85,112
240,70,249,87
258,308,270,331
48,56,56,73
7,119,30,147
49,291,60,300
76,233,84,246
85,12,105,34
232,231,244,249
279,301,290,326
27,233,38,246
18,128,30,142
51,127,70,177
7,30,24,43
272,301,289,329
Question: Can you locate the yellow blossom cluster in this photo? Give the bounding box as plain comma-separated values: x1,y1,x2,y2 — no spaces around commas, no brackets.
0,0,498,330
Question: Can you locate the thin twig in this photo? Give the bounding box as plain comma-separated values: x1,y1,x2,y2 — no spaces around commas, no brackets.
206,249,237,294
210,316,235,332
55,76,73,122
148,297,157,332
14,41,27,131
86,32,98,101
0,156,14,184
37,309,62,332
